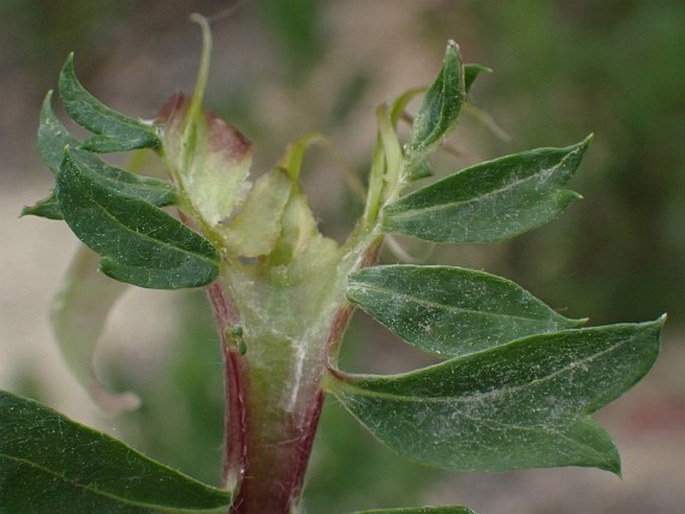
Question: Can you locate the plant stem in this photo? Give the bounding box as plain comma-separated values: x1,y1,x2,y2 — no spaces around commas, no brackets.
208,280,354,514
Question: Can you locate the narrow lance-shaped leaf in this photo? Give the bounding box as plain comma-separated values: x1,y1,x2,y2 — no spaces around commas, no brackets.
0,390,231,513
328,318,663,473
52,245,140,414
59,54,161,152
347,265,586,358
351,507,477,514
383,137,591,243
26,91,177,220
405,40,465,180
361,106,394,225
56,148,220,289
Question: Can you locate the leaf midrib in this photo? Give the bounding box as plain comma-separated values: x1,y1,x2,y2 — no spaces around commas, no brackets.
387,150,577,220
349,282,557,326
339,334,627,410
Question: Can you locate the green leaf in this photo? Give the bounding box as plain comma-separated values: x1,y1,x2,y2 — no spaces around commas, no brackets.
405,41,465,180
328,318,664,473
464,63,491,93
20,190,63,220
52,245,139,414
351,507,477,514
347,265,586,357
383,137,591,243
37,91,176,207
0,390,231,513
69,149,177,207
38,90,79,175
56,149,220,289
59,54,161,153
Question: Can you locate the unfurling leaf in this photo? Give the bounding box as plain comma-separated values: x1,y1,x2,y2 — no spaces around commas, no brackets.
158,16,253,228
159,93,253,228
52,245,139,414
221,168,292,257
0,390,231,513
347,265,585,357
59,54,161,152
56,149,220,289
329,319,663,473
383,137,591,242
405,41,466,180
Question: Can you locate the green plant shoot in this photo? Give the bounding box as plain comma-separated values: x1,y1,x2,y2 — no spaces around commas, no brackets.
4,15,663,514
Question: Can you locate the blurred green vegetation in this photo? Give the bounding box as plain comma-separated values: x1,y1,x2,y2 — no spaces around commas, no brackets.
3,0,684,512
460,1,685,324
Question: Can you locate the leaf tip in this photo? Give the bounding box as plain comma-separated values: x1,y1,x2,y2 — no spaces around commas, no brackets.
43,88,55,105
559,189,583,205
643,314,667,339
652,313,668,342
574,133,593,155
446,39,460,54
61,52,76,75
604,452,623,477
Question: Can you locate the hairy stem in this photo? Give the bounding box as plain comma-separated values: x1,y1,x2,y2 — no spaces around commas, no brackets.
208,279,355,514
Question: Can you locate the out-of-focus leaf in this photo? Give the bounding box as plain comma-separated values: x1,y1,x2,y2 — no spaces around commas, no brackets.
351,507,477,514
405,41,465,180
347,265,586,357
0,390,232,513
56,149,220,289
383,137,591,242
59,54,160,153
51,245,139,414
20,190,62,220
329,319,663,473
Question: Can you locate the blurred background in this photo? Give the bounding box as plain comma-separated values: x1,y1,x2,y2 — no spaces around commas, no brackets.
1,1,684,513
